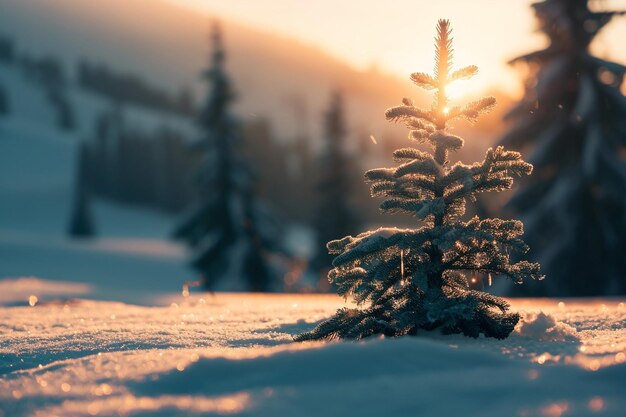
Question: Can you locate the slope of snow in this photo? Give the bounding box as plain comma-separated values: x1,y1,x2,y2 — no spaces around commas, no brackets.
1,61,199,299
0,277,91,305
0,238,191,304
1,59,190,240
1,294,624,417
0,62,196,143
0,117,193,301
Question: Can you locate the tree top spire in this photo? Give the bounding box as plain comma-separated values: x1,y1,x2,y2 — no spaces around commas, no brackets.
210,21,225,69
386,20,493,162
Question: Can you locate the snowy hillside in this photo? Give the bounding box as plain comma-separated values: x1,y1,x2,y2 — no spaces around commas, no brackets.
1,293,624,417
0,53,319,297
0,60,198,299
0,58,195,234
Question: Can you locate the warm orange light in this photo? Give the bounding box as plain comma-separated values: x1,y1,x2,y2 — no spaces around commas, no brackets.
445,83,467,101
28,295,38,307
588,397,605,412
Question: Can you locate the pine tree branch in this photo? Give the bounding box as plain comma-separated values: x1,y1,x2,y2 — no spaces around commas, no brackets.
450,65,478,82
393,147,432,162
410,72,438,90
434,19,453,82
442,147,533,203
385,105,435,124
380,197,446,219
394,158,440,178
447,97,496,122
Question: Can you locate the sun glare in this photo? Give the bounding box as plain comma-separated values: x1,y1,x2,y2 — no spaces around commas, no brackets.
444,83,467,101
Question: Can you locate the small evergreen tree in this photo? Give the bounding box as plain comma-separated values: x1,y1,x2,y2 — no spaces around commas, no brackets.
296,20,542,341
68,143,96,238
312,91,361,281
174,24,281,291
500,0,626,295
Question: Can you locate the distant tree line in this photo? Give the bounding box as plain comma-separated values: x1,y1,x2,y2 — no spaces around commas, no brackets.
84,107,199,213
1,38,76,132
78,60,196,117
80,103,329,221
4,30,394,291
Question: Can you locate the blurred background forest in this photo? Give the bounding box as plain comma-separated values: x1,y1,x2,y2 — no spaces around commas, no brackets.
1,0,625,300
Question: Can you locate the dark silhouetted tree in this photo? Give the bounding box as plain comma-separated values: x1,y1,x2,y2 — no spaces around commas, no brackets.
296,20,542,341
312,91,361,283
0,84,8,116
500,0,626,296
0,35,15,64
68,143,96,238
174,24,282,291
49,89,75,132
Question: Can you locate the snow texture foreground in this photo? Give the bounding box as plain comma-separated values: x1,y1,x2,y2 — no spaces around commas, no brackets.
1,293,625,417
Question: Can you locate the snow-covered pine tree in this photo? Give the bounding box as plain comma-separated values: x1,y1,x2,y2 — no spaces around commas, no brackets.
500,0,626,296
296,20,542,341
312,91,361,282
173,24,282,291
68,143,96,238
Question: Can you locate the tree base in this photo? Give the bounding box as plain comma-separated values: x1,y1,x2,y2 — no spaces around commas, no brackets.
295,286,520,341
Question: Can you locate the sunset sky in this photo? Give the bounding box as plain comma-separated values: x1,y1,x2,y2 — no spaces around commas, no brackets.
169,0,626,98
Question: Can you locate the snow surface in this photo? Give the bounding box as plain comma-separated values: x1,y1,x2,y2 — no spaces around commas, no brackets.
1,292,624,417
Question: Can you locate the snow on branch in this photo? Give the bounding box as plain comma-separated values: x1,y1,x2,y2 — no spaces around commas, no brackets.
442,146,533,204
330,227,429,266
380,197,446,220
393,147,432,162
394,158,439,178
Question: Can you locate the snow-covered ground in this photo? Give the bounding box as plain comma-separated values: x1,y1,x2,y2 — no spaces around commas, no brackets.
1,292,624,417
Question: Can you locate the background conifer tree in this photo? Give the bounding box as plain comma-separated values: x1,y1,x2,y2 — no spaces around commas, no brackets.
0,84,8,116
312,91,361,283
68,143,96,238
297,20,542,341
500,0,626,296
174,24,282,291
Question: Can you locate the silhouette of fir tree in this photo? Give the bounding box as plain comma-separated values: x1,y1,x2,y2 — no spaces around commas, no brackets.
501,0,626,296
68,143,96,238
0,84,8,116
312,91,361,285
173,24,282,291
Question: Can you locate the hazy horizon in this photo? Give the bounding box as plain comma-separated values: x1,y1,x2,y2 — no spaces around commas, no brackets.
168,0,626,99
